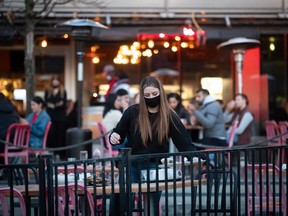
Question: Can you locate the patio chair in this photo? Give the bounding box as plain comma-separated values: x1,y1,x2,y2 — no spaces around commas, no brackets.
96,122,119,157
0,123,30,164
0,187,26,216
265,120,282,165
55,183,102,216
278,121,288,164
243,164,286,216
0,166,39,215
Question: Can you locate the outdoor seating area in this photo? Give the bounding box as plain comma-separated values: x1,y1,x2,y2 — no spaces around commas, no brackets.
0,140,287,215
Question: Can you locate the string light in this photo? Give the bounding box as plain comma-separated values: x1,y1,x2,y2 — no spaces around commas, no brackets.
41,39,47,48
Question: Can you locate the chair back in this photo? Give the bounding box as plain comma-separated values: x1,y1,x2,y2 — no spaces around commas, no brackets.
96,122,118,157
265,120,281,146
42,121,52,150
0,123,30,164
244,164,286,216
0,187,26,216
278,121,288,145
227,120,239,148
6,123,30,150
56,184,95,216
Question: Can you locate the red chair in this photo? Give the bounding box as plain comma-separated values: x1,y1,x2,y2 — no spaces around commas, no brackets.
226,120,239,168
29,121,52,155
265,120,282,165
0,187,27,216
0,123,30,164
55,183,101,216
96,122,119,157
243,164,286,216
278,121,288,164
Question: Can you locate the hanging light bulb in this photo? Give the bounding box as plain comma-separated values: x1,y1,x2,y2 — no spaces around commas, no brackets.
148,40,154,48
41,39,47,48
92,56,100,64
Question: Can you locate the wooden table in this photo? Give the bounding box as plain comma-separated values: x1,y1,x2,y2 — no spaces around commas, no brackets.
5,178,206,216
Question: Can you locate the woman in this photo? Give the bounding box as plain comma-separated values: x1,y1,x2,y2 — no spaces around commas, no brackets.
25,96,51,148
167,92,191,126
102,93,123,132
109,76,196,155
44,76,67,159
109,76,198,214
224,93,254,145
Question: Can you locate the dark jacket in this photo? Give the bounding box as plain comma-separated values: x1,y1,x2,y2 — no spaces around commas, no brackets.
0,98,19,141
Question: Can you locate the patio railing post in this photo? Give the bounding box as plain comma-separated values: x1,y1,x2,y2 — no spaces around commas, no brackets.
119,148,132,215
38,154,54,216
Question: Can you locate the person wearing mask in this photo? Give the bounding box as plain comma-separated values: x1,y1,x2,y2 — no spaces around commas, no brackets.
22,96,51,149
224,94,254,145
187,88,227,147
109,76,200,215
44,76,67,160
167,92,191,126
0,93,20,164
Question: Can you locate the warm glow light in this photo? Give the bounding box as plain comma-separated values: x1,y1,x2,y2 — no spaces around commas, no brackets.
41,39,47,48
175,36,181,41
63,34,69,39
171,46,178,52
183,27,195,36
133,41,140,48
201,77,223,99
148,40,154,48
153,49,159,54
163,42,170,48
189,44,195,49
92,56,100,64
92,93,98,97
159,33,165,38
181,42,188,48
269,43,275,51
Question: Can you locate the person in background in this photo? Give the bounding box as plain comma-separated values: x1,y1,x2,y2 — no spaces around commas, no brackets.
109,76,201,215
0,92,20,164
66,99,77,130
116,88,130,111
224,94,254,145
44,76,67,160
167,92,191,126
188,89,227,147
102,94,123,133
22,96,51,148
102,93,127,152
102,64,130,98
133,93,140,104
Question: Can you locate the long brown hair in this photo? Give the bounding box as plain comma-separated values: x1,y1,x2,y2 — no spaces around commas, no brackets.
138,76,173,146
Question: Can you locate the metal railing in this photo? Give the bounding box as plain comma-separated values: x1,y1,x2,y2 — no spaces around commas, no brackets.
0,141,287,215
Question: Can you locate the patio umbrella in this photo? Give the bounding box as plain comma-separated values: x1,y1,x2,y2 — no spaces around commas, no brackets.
150,68,178,77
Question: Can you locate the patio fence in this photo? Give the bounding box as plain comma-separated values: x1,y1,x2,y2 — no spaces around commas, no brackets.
0,140,287,216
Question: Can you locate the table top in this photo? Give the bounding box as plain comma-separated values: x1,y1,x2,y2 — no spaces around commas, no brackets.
5,178,205,196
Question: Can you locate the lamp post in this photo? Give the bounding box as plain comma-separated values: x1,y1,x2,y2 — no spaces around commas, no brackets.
217,37,260,94
59,19,108,127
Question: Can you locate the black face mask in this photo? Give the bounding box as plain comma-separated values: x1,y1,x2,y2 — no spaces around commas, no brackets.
145,95,160,108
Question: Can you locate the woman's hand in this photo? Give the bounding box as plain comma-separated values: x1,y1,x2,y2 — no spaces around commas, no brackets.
110,132,121,145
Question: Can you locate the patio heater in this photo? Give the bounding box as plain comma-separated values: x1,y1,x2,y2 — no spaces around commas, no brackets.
59,19,108,127
58,19,108,159
217,37,260,94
